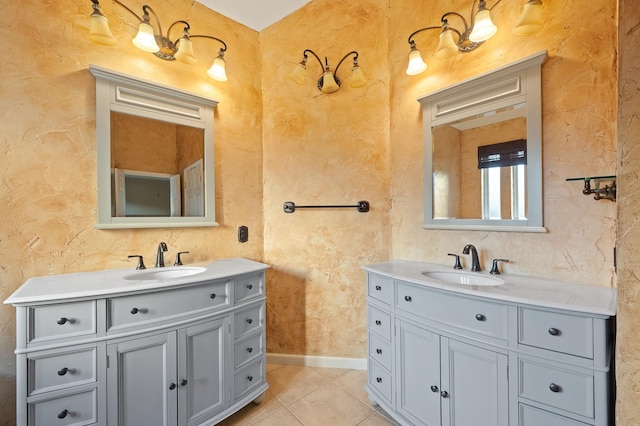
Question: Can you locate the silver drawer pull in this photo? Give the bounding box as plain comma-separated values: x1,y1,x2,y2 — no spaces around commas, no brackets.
376,348,382,354
548,327,560,336
375,285,382,291
169,383,177,390
247,375,254,382
181,379,188,386
247,347,253,353
376,377,382,383
57,317,69,325
430,385,439,392
247,284,253,290
404,295,412,302
375,320,382,326
549,383,561,393
475,314,486,321
130,307,147,315
246,318,253,324
440,390,449,398
210,293,216,299
57,367,70,376
57,409,69,419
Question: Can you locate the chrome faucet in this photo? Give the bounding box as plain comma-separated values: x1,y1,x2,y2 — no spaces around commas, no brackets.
462,244,481,272
155,242,168,267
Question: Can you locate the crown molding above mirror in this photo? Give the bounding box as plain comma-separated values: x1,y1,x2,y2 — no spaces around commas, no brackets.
90,65,219,229
419,50,547,232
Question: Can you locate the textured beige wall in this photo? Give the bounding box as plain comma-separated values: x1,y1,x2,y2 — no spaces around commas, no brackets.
0,1,263,422
616,0,640,423
260,0,391,357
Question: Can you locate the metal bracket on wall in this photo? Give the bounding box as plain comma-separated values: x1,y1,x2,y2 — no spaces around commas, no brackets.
283,201,370,213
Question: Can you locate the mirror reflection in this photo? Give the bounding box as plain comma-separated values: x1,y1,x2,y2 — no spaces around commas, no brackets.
432,105,527,220
110,112,204,218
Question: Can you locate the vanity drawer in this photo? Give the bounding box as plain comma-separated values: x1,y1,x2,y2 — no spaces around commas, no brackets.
234,359,264,400
519,307,594,358
28,388,97,426
368,359,392,403
28,301,97,345
519,357,594,418
28,347,97,396
108,280,229,331
396,283,508,339
234,303,263,337
368,305,392,341
369,332,392,371
519,404,589,426
234,332,263,369
368,274,394,306
234,273,263,304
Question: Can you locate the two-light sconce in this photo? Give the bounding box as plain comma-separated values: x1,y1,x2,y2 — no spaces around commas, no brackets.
406,0,543,75
88,0,228,82
289,50,366,94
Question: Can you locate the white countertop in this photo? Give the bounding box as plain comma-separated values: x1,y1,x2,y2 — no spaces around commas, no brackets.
363,260,617,316
4,258,269,306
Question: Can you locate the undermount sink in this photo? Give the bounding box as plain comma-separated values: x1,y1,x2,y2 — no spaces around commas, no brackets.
422,271,504,286
124,267,207,281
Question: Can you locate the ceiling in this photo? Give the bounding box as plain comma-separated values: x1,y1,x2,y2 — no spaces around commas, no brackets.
196,0,312,31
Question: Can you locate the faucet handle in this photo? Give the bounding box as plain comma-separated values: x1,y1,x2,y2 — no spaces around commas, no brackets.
174,251,189,266
447,253,463,270
490,258,509,275
128,255,146,270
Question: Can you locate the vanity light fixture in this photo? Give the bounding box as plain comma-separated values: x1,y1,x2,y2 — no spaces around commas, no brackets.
289,49,366,94
88,0,228,82
406,0,543,76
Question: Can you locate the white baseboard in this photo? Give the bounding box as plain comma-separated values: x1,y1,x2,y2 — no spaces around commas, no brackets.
266,353,367,370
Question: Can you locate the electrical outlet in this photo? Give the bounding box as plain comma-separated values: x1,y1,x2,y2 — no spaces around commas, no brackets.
238,226,248,243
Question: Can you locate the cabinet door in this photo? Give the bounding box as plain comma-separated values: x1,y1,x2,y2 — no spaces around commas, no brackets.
178,318,228,426
441,338,508,426
396,320,441,426
107,332,178,426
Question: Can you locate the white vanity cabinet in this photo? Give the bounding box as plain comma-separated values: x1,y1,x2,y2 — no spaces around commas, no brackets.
6,258,268,426
364,260,616,426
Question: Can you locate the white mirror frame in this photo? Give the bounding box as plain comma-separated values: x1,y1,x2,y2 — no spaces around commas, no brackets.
90,65,218,229
419,50,547,232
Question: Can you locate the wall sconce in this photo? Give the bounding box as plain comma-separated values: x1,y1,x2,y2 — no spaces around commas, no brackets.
88,0,228,82
289,50,366,94
406,0,543,75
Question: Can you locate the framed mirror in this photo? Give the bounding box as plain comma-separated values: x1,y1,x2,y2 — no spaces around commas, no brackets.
419,50,547,232
90,65,218,229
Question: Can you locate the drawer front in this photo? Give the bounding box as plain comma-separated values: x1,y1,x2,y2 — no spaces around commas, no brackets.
519,404,590,426
234,332,263,369
108,280,229,330
368,359,392,403
234,304,263,337
396,283,508,339
28,301,96,344
519,358,594,418
29,388,97,426
368,305,392,341
519,308,594,358
234,359,264,400
368,332,392,371
234,273,263,304
28,348,97,395
368,274,394,306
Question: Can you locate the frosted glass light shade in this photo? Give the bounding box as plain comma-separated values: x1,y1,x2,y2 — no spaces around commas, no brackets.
512,0,543,36
406,48,427,75
434,29,458,59
350,65,366,88
89,13,117,46
469,9,497,42
132,21,159,53
207,55,227,81
289,63,307,85
174,37,197,64
321,72,339,93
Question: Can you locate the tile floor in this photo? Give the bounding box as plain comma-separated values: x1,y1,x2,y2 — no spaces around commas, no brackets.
218,364,400,426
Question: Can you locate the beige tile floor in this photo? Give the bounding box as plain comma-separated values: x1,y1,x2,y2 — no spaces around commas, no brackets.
218,364,400,426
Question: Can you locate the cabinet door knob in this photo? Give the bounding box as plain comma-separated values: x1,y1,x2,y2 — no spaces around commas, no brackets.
247,375,254,382
375,285,382,291
181,379,188,386
430,385,439,393
247,347,253,353
130,307,139,314
376,348,382,354
246,318,253,324
548,327,560,336
57,367,69,376
210,293,216,299
169,383,177,390
375,320,382,326
404,295,412,302
376,377,382,383
475,313,486,321
57,317,68,325
440,390,449,398
549,383,561,393
247,284,253,290
57,409,69,419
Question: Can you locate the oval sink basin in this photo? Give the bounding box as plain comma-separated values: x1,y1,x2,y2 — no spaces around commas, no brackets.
422,271,504,286
124,267,207,281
